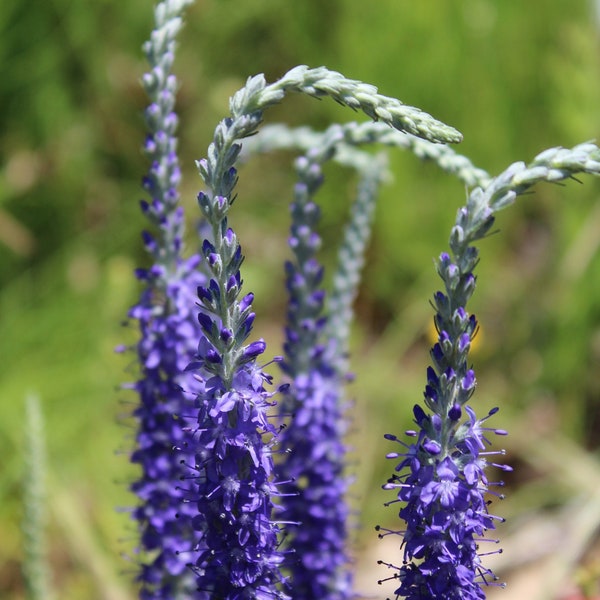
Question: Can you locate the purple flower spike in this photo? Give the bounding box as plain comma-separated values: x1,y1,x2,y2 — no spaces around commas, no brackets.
189,354,288,597
382,178,510,600
277,155,352,599
186,64,292,599
126,2,207,597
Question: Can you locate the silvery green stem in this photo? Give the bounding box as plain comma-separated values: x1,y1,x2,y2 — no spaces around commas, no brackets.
226,66,461,145
341,122,489,188
243,121,488,188
22,394,52,600
261,66,462,144
326,159,387,371
453,142,600,257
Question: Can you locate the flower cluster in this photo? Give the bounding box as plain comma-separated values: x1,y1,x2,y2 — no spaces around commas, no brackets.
187,334,288,597
379,142,600,599
276,153,352,599
184,240,289,595
126,1,206,597
380,259,509,598
184,82,292,596
378,179,511,599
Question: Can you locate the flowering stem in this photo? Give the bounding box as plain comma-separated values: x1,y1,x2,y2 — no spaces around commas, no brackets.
277,149,386,600
381,141,600,599
126,1,207,596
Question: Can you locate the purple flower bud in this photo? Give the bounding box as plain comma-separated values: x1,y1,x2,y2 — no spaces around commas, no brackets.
134,268,148,281
219,328,233,343
197,312,214,333
208,253,220,268
141,230,156,251
243,339,266,359
449,403,462,420
454,306,467,322
241,312,255,334
239,293,254,313
197,191,211,215
426,366,439,386
226,275,238,291
447,262,459,280
424,384,438,403
224,227,235,246
458,332,471,353
462,369,476,391
431,343,444,365
413,404,427,425
206,348,221,363
202,239,216,256
423,439,441,455
197,285,212,304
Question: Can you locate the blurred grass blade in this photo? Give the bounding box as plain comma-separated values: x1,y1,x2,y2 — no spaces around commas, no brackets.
47,476,132,600
22,394,52,600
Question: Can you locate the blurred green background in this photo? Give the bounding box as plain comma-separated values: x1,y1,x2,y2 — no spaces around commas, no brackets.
2,0,600,598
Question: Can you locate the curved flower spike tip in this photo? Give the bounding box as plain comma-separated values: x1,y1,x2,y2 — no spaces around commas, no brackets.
380,140,600,599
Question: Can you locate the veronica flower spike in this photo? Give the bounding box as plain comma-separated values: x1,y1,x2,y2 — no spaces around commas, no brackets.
277,138,386,599
380,141,600,599
239,121,388,597
125,1,207,597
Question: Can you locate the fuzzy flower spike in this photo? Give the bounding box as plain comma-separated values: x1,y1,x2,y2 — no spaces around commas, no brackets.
277,136,387,599
126,1,206,597
380,141,600,600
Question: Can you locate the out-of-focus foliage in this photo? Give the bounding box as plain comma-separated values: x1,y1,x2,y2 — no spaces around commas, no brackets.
1,0,599,597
